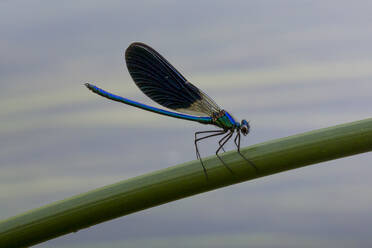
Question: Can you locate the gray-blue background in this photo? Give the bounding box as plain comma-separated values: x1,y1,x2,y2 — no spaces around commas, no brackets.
2,1,372,247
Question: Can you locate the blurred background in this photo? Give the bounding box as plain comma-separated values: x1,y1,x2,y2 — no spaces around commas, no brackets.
2,1,372,247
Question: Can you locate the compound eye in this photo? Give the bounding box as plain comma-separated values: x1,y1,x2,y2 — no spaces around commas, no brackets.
241,125,248,135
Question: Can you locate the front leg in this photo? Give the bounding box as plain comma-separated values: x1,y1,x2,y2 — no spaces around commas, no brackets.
234,131,259,173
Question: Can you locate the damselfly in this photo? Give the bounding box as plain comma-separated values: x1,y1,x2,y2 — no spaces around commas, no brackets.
85,42,257,177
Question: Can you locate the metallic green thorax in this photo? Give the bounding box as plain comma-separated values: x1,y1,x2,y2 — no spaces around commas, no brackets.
213,110,238,130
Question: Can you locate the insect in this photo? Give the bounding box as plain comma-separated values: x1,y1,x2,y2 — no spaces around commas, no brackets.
85,42,257,177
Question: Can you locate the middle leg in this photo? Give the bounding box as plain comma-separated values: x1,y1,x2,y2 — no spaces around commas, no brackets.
195,130,227,178
215,131,234,173
218,130,232,152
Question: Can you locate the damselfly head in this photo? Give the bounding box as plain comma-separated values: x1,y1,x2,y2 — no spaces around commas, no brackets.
240,119,250,136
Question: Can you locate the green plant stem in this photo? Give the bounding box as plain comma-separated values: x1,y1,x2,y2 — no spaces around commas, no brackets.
1,118,372,247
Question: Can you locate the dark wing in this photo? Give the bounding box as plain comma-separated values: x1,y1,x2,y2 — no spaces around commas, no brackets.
125,42,220,116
